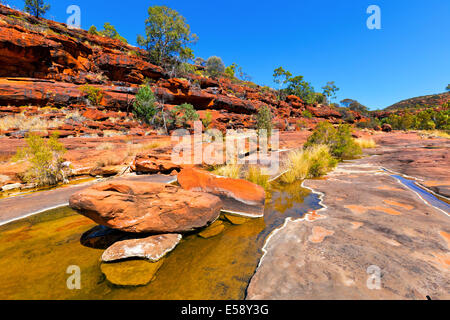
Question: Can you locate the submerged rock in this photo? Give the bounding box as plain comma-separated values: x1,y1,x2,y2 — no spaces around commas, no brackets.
177,168,266,217
69,181,223,233
102,233,182,262
101,259,164,286
198,220,225,239
223,214,251,225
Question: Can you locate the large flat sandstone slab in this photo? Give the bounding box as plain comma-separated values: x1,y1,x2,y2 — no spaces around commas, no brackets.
247,158,450,300
69,180,222,233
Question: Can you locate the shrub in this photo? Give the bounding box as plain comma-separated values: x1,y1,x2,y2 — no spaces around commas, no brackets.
132,85,157,124
382,108,449,131
302,110,313,119
13,133,68,187
246,166,270,190
356,117,380,129
205,56,225,78
224,63,237,79
304,122,362,160
98,23,127,43
202,111,213,129
169,103,199,128
80,85,104,106
257,105,273,137
280,145,337,184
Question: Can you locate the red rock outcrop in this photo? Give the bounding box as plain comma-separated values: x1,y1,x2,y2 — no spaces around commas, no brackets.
0,4,363,139
0,5,164,83
69,181,223,233
177,167,266,217
131,153,181,174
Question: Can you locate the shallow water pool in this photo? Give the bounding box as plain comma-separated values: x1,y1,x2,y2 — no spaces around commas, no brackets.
0,180,321,300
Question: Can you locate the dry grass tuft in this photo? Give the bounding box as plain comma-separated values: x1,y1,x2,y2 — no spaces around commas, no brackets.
280,144,337,184
0,114,65,131
95,143,116,151
354,138,377,149
419,130,450,139
213,163,242,179
246,165,271,190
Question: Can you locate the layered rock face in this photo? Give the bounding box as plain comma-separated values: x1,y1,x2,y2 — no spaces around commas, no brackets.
69,181,223,233
0,4,359,138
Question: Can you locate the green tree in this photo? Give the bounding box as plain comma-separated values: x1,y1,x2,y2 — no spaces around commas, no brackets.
286,76,316,104
322,81,339,104
273,67,292,100
194,57,206,67
137,5,198,66
24,0,50,18
446,84,450,92
206,56,225,78
273,67,292,89
256,105,273,137
340,99,369,116
132,85,157,125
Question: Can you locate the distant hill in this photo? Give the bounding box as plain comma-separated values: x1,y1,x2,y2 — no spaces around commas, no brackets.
385,92,450,111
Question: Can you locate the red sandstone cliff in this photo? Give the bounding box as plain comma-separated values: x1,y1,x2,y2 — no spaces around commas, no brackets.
0,5,358,137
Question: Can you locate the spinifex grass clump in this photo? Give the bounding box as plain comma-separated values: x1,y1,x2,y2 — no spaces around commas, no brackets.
213,163,242,179
304,122,362,160
13,132,68,187
354,137,377,149
246,166,271,190
281,145,337,184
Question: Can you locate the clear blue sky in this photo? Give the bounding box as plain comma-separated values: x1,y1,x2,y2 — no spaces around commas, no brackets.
7,0,450,110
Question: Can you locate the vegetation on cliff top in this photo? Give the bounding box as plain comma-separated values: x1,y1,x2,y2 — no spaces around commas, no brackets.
137,5,197,69
381,106,449,131
88,23,127,44
24,0,50,19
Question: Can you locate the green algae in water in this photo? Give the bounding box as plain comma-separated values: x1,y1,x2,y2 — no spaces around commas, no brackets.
0,180,321,299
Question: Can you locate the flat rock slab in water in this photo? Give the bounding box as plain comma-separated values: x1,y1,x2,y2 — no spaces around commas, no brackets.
101,259,164,286
102,233,182,262
177,168,266,218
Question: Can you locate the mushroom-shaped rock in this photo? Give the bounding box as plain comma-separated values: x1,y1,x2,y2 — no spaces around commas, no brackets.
102,233,182,262
177,168,266,217
69,181,222,233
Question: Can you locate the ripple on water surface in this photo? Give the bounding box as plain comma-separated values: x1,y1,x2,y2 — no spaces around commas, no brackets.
0,180,321,299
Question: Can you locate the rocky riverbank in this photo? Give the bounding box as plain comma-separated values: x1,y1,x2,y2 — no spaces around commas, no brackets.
247,132,449,300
